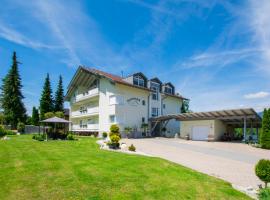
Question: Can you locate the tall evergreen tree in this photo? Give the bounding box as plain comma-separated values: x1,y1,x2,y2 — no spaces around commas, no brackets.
1,52,26,128
54,75,64,112
40,73,54,120
260,108,270,149
31,106,39,126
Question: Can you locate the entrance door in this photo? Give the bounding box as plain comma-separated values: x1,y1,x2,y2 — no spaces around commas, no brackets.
192,126,210,141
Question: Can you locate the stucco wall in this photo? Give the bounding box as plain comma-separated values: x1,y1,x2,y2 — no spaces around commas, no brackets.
162,96,182,137
115,84,149,132
180,120,215,139
98,78,116,133
214,119,227,140
180,120,227,140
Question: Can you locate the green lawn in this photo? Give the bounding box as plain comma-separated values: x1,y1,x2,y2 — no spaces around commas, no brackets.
0,135,250,200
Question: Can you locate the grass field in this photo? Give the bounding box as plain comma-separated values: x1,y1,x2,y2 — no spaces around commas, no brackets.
0,135,250,200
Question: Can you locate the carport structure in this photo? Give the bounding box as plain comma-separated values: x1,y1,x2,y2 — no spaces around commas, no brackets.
150,108,262,141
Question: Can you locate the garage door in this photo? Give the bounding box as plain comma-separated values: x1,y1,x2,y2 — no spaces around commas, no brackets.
192,126,210,141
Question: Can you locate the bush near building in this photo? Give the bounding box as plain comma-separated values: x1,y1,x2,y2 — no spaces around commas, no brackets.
102,132,107,138
128,144,136,152
108,124,120,149
260,109,270,149
255,159,270,188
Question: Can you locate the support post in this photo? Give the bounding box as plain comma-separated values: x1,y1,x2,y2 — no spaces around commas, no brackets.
243,117,247,142
256,127,259,142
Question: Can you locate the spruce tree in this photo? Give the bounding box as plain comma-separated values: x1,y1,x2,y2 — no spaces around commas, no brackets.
260,108,270,149
31,106,39,126
54,75,64,112
40,73,54,120
1,52,26,128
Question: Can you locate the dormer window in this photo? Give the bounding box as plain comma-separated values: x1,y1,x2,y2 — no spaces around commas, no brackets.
150,82,160,91
134,76,145,87
165,86,173,94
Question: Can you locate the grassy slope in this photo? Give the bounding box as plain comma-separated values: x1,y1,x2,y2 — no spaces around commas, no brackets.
0,135,250,200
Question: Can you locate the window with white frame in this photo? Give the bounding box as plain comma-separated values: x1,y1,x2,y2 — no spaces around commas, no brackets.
109,115,116,123
80,106,87,114
80,120,87,128
134,76,145,87
165,86,173,94
150,82,160,91
152,107,159,117
152,91,158,100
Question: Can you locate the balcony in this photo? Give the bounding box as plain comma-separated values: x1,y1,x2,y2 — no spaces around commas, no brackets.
72,124,99,131
72,87,99,103
71,106,99,118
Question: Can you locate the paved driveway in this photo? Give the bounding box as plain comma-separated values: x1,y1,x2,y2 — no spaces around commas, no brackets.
122,138,270,188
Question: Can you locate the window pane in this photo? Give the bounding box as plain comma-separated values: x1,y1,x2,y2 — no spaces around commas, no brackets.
109,115,116,123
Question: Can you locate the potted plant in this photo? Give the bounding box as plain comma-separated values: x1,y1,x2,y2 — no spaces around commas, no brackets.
141,123,148,137
124,127,132,138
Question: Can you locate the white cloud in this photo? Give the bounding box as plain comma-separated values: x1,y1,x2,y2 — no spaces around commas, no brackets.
177,48,263,69
244,91,269,99
0,20,59,50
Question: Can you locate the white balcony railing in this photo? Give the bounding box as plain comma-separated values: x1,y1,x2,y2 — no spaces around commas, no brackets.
72,124,99,131
72,87,99,103
71,106,99,117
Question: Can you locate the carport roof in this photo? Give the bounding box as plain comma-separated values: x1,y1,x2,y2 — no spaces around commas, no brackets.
150,108,262,127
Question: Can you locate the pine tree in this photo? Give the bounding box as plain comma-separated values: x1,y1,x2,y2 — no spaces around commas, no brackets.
54,75,64,112
40,73,54,120
1,52,26,128
260,108,270,149
31,106,39,126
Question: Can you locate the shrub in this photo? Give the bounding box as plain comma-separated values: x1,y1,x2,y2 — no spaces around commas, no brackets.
17,122,25,133
124,127,132,134
67,133,75,140
255,159,270,188
0,125,7,138
108,134,120,149
128,144,136,152
110,124,120,135
258,188,270,200
6,130,16,135
32,134,45,141
102,132,107,138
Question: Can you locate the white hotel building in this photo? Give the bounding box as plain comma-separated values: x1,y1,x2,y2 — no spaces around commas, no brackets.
65,66,187,137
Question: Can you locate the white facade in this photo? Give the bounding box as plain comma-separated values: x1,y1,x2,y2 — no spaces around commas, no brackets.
66,67,185,137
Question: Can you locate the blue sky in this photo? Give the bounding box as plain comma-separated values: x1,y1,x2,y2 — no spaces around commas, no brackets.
0,0,270,114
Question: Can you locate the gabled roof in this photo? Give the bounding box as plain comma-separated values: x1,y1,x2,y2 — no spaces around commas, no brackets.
126,72,148,81
65,66,187,100
149,77,162,84
163,82,174,88
40,117,71,123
